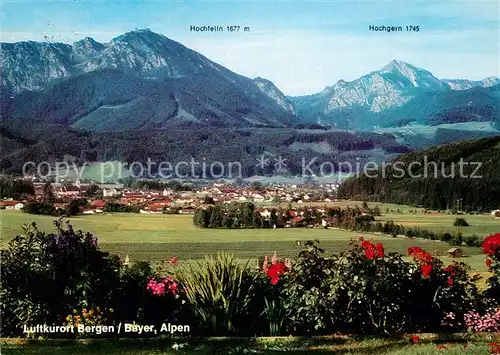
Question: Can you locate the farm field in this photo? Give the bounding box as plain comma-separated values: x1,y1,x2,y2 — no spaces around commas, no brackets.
1,208,495,273
377,213,500,237
268,201,499,237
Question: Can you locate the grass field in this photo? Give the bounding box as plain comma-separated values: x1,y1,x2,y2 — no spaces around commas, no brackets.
1,334,498,355
1,207,496,273
377,213,500,237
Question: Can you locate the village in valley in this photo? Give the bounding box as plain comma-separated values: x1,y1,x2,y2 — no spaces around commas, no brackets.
2,177,500,221
0,177,342,216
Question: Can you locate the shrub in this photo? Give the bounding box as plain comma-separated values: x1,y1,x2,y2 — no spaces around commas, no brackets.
283,240,337,334
283,238,481,336
440,232,454,243
450,233,464,246
1,219,496,338
65,198,89,216
64,306,111,338
453,218,469,227
406,248,480,332
103,202,139,213
327,239,415,335
22,202,58,215
0,220,121,337
464,234,482,247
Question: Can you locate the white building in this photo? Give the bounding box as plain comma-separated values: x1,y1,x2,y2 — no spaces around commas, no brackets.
103,188,120,197
259,209,272,218
253,194,265,203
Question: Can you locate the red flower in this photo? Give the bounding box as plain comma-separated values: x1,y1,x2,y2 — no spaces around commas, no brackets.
408,246,433,264
376,243,384,258
361,239,384,260
361,240,371,249
365,248,376,260
486,258,492,267
482,233,500,256
408,247,419,255
447,277,454,286
409,335,420,343
168,257,178,265
421,264,432,278
266,262,288,285
270,277,279,285
443,264,457,276
168,282,179,295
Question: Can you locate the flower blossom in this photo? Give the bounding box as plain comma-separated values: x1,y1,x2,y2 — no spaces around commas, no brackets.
266,262,288,285
147,276,180,296
262,255,269,273
360,238,384,260
464,308,500,332
482,233,500,257
408,247,434,278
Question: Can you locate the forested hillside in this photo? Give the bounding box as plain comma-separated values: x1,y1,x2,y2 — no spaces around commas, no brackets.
0,126,410,177
338,136,500,211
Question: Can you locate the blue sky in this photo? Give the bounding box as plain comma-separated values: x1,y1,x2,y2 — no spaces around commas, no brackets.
2,0,499,95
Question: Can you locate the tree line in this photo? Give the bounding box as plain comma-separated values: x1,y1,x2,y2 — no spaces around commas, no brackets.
193,202,483,248
0,178,35,199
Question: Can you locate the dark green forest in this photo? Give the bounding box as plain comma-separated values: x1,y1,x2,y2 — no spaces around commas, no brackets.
338,136,500,211
0,124,410,177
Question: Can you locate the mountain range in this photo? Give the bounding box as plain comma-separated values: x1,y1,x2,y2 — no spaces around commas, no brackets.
1,29,297,130
2,29,499,130
291,59,499,130
1,29,499,178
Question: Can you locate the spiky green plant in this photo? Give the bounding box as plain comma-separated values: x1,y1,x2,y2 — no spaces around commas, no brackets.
175,253,257,335
261,297,286,336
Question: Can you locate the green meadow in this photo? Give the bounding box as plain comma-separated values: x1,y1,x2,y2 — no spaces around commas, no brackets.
1,204,498,273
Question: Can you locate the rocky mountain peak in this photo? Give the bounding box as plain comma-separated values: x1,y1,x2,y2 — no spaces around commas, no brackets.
380,59,415,73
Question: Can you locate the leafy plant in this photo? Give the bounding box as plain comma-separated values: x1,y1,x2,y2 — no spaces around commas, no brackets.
283,240,337,334
259,252,290,336
261,297,285,336
0,220,121,336
175,253,258,335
